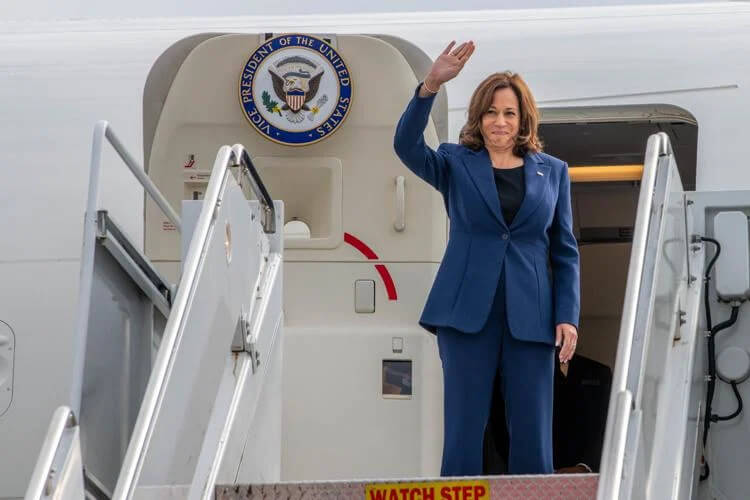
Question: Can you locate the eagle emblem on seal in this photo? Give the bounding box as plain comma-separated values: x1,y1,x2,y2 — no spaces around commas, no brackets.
267,56,327,123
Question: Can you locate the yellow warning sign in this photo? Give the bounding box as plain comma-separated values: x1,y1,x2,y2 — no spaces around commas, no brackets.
366,480,489,500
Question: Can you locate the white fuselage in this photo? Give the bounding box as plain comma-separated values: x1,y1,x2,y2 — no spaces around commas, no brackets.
1,3,750,499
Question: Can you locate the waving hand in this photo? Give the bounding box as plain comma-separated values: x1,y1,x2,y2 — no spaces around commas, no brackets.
422,40,475,95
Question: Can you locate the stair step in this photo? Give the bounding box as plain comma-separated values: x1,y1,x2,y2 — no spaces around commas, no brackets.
133,485,191,500
217,474,599,500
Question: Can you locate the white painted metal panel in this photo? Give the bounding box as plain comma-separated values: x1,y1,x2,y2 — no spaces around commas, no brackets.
0,262,80,499
79,243,164,493
683,190,750,500
713,211,750,301
189,200,285,498
135,175,254,486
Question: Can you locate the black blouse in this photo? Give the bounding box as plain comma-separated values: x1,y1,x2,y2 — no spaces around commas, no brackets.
493,165,525,226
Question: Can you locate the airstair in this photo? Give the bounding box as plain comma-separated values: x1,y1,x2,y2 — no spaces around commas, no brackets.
25,122,284,500
23,125,734,499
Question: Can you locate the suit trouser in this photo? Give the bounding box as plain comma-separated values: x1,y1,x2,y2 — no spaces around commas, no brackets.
437,270,555,476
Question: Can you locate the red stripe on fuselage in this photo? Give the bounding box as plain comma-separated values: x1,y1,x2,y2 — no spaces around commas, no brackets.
375,264,398,301
344,232,397,301
344,232,379,259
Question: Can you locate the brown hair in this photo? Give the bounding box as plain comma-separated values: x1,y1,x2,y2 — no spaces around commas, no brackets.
459,71,543,156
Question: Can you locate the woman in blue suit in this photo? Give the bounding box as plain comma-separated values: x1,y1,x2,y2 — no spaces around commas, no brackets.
393,41,580,476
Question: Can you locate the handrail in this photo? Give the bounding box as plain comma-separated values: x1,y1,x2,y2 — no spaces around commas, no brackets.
231,144,276,234
596,132,668,500
611,132,664,394
70,120,182,417
597,390,633,500
25,406,77,500
113,144,268,499
102,122,182,231
113,146,234,499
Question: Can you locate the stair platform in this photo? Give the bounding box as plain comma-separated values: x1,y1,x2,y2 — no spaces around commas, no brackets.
217,474,599,500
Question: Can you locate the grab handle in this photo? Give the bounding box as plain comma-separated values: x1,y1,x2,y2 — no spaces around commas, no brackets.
394,176,405,232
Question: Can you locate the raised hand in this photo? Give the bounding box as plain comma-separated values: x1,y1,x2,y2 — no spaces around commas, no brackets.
424,40,475,92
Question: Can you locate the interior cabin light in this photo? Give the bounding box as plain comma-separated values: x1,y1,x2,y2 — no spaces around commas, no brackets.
569,165,643,183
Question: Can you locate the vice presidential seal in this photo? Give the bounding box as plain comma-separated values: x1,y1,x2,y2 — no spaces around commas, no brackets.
239,34,353,146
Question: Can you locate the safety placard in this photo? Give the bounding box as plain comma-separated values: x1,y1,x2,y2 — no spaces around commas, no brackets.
366,480,489,500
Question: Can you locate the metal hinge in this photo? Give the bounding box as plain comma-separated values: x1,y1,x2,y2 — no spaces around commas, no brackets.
679,309,687,326
231,311,247,353
247,338,261,374
231,308,260,373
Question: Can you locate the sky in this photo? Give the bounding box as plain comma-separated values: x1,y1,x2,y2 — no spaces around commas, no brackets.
0,0,727,21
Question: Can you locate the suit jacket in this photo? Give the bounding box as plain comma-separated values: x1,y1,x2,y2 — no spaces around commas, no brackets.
393,85,580,343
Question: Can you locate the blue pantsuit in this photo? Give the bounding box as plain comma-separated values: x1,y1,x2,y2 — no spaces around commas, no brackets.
393,84,580,475
438,269,554,475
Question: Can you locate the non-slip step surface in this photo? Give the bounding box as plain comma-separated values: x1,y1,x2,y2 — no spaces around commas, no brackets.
217,474,599,500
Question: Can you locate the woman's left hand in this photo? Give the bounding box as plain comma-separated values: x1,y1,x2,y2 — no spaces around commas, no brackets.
556,323,578,364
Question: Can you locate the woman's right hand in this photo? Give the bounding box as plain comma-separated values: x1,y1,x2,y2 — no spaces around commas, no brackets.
422,40,475,94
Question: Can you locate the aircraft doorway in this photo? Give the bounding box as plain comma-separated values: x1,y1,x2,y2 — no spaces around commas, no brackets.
482,105,698,474
137,29,701,482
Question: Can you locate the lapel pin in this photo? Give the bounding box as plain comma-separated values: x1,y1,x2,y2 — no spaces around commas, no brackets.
536,171,544,176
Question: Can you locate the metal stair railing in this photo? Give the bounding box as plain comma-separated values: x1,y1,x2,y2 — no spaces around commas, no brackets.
597,132,674,500
71,121,182,419
112,144,277,500
25,407,84,500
